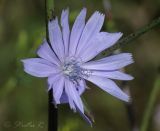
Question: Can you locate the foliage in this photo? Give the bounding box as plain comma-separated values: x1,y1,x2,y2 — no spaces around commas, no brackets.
0,0,160,131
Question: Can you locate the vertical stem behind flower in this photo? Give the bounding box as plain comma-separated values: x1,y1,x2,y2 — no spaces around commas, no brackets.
45,0,55,42
140,75,160,131
45,0,57,131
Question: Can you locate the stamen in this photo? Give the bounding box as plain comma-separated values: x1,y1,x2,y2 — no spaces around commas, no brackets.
61,57,91,83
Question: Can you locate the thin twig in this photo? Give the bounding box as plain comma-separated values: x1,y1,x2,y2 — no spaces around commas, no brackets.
97,17,160,57
140,75,160,131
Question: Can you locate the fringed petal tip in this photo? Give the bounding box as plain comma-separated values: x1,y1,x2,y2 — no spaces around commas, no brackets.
21,59,27,64
95,11,105,18
61,8,69,22
114,32,123,41
127,53,134,66
62,7,69,13
114,92,131,103
127,75,134,80
21,59,26,68
117,32,123,37
121,53,134,65
127,96,132,104
76,106,94,127
48,17,58,27
123,95,131,103
82,7,87,12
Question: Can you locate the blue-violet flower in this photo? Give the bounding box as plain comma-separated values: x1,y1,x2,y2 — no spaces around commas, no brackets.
22,8,134,125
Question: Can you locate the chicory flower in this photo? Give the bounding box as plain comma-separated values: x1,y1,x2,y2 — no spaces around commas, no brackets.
22,8,134,125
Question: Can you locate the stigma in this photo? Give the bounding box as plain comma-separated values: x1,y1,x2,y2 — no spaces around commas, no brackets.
61,57,91,82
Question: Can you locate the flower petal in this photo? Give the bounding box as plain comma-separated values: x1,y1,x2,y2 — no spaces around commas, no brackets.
65,79,84,113
48,18,65,61
91,70,134,81
21,58,59,77
69,8,87,56
84,75,130,102
78,32,123,62
77,79,86,95
76,11,105,56
60,91,69,104
47,73,60,91
50,75,65,104
82,53,133,70
37,39,60,66
61,9,70,56
76,105,93,126
68,97,76,112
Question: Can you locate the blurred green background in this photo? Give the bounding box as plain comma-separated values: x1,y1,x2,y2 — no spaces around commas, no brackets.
0,0,160,131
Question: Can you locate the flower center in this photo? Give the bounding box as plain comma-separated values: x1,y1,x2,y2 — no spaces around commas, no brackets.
61,57,91,82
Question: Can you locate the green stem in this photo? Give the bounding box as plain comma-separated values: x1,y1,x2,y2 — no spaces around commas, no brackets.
140,76,160,131
45,0,55,20
98,17,160,57
45,0,57,131
45,0,55,41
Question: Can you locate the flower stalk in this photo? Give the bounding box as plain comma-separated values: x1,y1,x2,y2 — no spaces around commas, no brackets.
45,0,55,42
140,75,160,131
97,16,160,57
45,0,57,131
